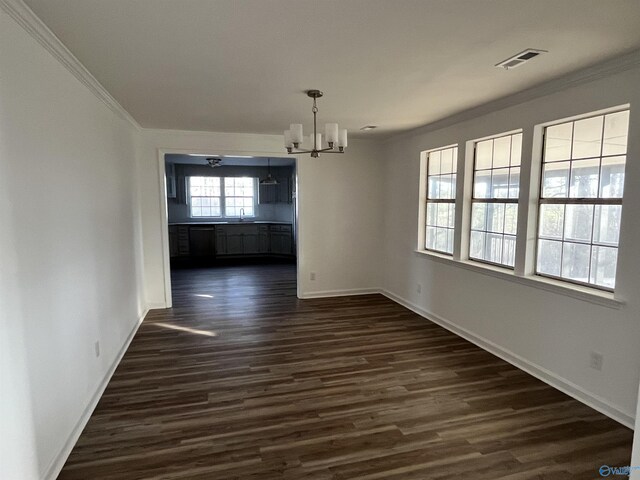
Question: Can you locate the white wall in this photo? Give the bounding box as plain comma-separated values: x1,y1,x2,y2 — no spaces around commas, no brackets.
137,129,385,307
0,8,146,479
296,139,384,297
382,65,640,425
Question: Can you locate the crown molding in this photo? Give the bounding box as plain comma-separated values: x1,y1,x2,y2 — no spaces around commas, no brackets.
0,0,141,131
387,48,640,143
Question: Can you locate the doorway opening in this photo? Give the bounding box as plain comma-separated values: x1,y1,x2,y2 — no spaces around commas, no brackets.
162,153,298,306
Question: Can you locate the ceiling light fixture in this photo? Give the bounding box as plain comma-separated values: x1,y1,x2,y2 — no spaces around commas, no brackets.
189,153,218,157
360,125,377,131
206,157,222,168
284,90,347,157
260,158,279,185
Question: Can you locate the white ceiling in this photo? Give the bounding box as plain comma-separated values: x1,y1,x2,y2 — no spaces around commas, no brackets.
24,0,640,137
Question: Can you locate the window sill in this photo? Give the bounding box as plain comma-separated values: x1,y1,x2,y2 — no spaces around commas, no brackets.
414,249,624,309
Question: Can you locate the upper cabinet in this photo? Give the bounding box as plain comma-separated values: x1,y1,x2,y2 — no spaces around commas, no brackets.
258,167,293,205
166,162,177,198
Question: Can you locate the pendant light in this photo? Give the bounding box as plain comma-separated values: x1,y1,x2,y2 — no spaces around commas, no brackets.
260,158,278,185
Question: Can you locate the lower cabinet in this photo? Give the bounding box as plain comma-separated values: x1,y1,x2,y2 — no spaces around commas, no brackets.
269,225,293,255
169,226,191,256
170,223,294,259
258,225,269,253
216,224,262,256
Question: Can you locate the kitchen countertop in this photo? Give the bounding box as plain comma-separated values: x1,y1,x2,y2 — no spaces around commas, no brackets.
169,221,292,226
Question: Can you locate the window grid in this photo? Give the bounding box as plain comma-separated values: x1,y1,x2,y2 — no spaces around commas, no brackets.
536,110,628,291
189,176,222,217
425,146,458,255
189,176,256,218
224,177,255,217
470,133,522,268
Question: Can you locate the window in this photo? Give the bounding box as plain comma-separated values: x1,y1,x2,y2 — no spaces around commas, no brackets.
189,176,222,217
536,110,629,290
189,176,256,218
469,133,522,267
224,177,255,217
425,146,458,254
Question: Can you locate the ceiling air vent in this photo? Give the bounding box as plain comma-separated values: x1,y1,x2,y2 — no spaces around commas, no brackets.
495,49,547,70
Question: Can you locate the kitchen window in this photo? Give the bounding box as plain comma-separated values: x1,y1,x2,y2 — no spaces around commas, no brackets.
424,146,458,254
469,132,522,268
189,176,256,218
223,177,255,217
536,110,629,290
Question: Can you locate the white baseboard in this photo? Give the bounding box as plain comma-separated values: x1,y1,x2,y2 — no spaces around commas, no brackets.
380,289,635,429
43,308,149,480
147,302,168,310
298,288,380,299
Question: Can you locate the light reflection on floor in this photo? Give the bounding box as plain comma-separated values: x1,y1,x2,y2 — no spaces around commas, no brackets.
154,322,217,337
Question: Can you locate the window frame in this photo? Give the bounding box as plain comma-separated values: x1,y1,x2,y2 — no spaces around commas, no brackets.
188,175,258,219
469,131,523,269
535,109,629,292
222,177,258,218
415,104,629,306
423,145,459,256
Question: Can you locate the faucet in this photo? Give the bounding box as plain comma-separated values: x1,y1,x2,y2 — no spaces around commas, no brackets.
239,208,245,221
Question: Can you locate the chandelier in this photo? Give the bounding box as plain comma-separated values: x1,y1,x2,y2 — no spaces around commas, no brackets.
284,90,347,157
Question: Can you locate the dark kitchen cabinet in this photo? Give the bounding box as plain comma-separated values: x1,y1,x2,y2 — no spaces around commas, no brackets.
258,183,277,204
258,225,269,253
269,224,293,255
170,223,294,260
242,232,259,254
276,175,292,204
258,174,292,204
168,227,179,257
169,226,190,257
216,225,261,256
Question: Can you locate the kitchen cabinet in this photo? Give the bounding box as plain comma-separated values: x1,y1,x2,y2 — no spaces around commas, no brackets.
169,223,294,260
276,175,292,204
216,224,261,256
169,227,179,257
258,225,269,253
169,226,190,257
269,224,293,255
258,183,277,204
165,162,177,198
258,175,292,204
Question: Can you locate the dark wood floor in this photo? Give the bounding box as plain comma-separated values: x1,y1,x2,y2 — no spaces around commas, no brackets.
59,264,632,479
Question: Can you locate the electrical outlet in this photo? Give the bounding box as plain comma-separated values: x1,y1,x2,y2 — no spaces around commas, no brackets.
310,272,316,281
589,351,603,371
417,284,422,294
94,341,100,358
